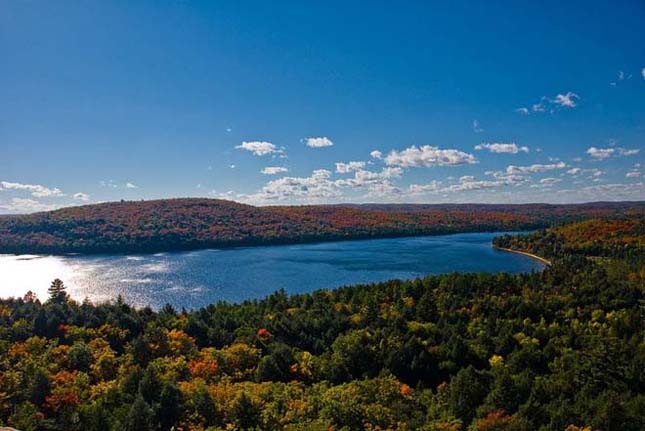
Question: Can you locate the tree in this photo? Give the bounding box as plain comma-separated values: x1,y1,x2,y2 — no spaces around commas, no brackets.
47,278,68,303
231,391,262,430
157,383,182,430
23,290,38,302
123,396,154,431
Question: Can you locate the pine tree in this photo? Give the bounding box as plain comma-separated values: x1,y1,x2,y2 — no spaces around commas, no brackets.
123,396,154,431
47,278,68,303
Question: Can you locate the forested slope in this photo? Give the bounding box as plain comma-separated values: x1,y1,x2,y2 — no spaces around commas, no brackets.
1,198,643,254
0,217,643,430
494,217,645,259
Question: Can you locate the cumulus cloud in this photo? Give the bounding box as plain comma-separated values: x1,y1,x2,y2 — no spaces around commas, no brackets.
408,181,443,194
253,169,340,201
626,164,641,178
370,150,383,159
567,168,582,176
261,166,288,175
335,161,366,173
586,147,614,160
619,148,640,156
125,182,138,189
552,92,579,108
530,177,562,188
0,181,64,198
0,198,60,213
410,175,509,195
517,91,580,114
341,168,403,197
384,145,477,168
586,146,640,160
474,142,529,154
505,162,567,174
305,137,334,148
236,141,280,156
73,192,90,201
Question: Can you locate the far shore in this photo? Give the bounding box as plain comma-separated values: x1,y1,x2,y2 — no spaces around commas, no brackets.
493,246,551,266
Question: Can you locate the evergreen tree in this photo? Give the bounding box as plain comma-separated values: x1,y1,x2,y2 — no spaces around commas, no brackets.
47,278,68,303
123,396,154,431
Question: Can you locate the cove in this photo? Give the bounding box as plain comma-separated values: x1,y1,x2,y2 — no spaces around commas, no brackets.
0,231,544,310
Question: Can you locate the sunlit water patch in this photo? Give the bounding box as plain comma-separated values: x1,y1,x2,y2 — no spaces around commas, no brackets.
0,232,543,309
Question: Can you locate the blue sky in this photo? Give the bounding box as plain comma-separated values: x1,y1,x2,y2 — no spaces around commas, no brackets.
1,1,643,213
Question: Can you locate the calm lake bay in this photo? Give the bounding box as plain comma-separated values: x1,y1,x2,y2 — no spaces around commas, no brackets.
0,232,543,309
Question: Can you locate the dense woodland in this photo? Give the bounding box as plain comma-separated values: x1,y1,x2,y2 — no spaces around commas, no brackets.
494,217,645,259
0,217,643,430
0,198,643,254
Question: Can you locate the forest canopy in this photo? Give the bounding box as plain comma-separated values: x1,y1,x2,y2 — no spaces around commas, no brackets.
0,198,643,254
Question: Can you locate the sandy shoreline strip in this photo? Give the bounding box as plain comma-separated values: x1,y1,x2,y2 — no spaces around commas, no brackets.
493,246,552,266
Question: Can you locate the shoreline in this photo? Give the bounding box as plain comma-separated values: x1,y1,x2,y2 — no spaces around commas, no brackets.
1,229,536,257
493,246,551,266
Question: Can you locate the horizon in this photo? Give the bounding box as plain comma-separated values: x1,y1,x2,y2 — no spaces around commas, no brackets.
2,1,645,213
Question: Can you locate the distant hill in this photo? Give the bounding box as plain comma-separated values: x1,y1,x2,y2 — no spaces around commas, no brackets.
0,198,643,254
494,216,645,259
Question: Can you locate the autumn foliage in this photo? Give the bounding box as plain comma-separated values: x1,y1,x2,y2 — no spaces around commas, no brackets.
0,198,642,254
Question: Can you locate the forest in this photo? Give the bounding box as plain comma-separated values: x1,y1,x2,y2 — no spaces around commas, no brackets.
0,198,643,254
0,216,643,430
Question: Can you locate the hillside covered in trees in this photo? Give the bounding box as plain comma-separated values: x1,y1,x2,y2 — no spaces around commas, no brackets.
0,217,643,430
0,198,643,254
494,217,645,259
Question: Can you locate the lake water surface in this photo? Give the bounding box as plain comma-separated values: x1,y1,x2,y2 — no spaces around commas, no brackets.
0,232,543,309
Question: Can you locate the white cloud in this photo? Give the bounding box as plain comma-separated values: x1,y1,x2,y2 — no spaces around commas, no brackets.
253,169,340,201
618,148,640,156
73,192,90,201
370,150,383,159
474,142,529,154
410,174,511,195
552,92,579,108
337,167,402,187
586,146,614,160
567,168,582,176
305,137,334,148
236,141,279,156
518,92,579,114
261,166,288,175
586,146,640,160
384,145,477,168
335,161,366,173
626,164,641,178
125,182,138,189
0,181,64,198
473,120,484,133
0,198,60,213
642,67,645,80
505,162,567,174
408,181,443,194
530,177,562,188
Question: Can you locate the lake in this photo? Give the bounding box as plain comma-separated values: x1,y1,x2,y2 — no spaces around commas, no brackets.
0,232,543,309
